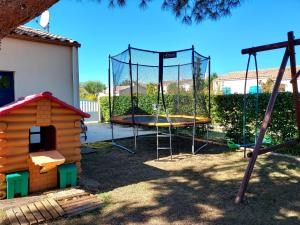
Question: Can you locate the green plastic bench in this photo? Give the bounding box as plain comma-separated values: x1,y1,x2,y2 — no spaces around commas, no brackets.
6,171,29,199
58,163,77,189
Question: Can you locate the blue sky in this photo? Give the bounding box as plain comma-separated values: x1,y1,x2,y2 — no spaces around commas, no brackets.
27,0,300,85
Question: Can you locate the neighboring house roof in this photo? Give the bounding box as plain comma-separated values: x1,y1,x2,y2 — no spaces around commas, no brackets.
0,91,90,117
215,67,300,82
163,79,193,86
101,85,147,95
7,26,81,47
115,85,131,92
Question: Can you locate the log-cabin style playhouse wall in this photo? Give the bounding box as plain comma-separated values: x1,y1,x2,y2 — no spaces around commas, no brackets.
0,92,89,194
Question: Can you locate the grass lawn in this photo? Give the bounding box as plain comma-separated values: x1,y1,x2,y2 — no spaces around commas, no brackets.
21,137,300,224
275,144,300,157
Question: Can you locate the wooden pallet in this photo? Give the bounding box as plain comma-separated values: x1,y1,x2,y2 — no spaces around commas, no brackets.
5,191,100,224
6,198,64,225
56,192,101,217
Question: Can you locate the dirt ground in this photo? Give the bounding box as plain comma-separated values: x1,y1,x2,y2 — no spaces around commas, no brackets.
13,136,300,224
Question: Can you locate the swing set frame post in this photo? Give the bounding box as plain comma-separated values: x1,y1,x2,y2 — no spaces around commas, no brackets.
235,31,300,204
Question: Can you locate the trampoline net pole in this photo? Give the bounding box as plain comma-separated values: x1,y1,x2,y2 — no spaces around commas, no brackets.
134,125,137,150
192,46,196,154
208,57,211,117
169,125,173,160
176,64,180,114
136,63,139,116
108,55,114,144
128,44,136,152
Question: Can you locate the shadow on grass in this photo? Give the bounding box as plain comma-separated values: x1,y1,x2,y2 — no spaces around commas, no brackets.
80,137,229,192
72,137,300,225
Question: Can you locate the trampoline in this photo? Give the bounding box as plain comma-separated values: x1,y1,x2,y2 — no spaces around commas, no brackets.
108,45,211,158
111,115,211,127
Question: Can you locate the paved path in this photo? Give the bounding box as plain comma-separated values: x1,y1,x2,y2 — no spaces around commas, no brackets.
80,123,155,144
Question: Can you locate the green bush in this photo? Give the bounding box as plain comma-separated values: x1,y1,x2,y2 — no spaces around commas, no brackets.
100,92,297,144
99,97,110,122
100,94,199,121
212,92,297,144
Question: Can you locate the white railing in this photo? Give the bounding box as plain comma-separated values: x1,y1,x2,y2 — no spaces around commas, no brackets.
80,100,100,122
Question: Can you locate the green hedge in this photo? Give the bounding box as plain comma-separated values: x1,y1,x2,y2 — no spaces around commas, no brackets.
100,95,160,122
212,92,296,144
100,94,204,122
100,92,297,144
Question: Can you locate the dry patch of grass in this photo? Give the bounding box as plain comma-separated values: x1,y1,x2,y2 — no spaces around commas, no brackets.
48,137,300,224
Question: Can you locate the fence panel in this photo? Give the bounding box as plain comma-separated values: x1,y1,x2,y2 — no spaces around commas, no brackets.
80,100,100,122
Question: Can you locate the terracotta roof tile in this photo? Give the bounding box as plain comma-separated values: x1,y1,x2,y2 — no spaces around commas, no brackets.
8,26,80,47
215,67,300,82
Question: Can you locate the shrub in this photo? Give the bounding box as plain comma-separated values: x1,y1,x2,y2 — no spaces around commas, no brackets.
100,94,197,121
212,92,297,144
99,92,297,144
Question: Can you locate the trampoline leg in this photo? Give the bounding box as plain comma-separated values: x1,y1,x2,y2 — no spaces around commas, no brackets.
111,123,135,154
194,124,209,154
111,123,114,144
134,125,137,151
169,126,173,160
192,124,196,155
156,126,159,160
112,142,135,154
206,124,209,143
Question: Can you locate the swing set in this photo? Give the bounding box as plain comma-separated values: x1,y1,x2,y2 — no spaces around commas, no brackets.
235,31,300,204
227,53,272,157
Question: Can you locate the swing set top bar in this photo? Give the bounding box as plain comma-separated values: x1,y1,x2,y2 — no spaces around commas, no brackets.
242,33,300,55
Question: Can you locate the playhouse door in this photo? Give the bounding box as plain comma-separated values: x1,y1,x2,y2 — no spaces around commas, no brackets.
0,71,14,107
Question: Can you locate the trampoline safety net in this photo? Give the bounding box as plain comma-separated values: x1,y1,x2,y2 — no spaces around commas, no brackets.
108,46,210,154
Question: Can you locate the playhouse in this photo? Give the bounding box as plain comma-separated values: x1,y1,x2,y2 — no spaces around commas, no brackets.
0,92,89,199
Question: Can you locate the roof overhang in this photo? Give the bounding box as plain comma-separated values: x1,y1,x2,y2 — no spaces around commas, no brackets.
7,32,81,48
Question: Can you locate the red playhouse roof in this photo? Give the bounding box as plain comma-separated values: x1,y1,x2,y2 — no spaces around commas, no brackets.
0,92,90,118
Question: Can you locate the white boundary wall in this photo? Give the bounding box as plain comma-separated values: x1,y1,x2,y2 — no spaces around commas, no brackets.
80,100,100,122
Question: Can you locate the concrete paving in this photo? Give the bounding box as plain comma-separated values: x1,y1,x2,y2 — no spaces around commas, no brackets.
80,123,155,144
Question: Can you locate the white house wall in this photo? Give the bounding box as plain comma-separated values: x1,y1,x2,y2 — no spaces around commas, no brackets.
0,38,75,106
282,80,300,92
222,79,261,94
218,78,300,94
